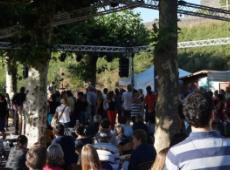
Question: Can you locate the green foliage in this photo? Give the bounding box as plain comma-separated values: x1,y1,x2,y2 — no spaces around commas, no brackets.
179,22,230,41
178,22,230,72
134,52,153,73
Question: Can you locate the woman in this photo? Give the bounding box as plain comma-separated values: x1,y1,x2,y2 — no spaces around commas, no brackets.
54,94,71,128
81,144,101,170
75,125,92,155
26,144,47,170
43,144,64,170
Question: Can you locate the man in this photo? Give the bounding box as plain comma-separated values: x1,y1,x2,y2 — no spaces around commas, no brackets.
52,123,78,170
86,85,97,121
144,86,157,123
94,130,120,170
165,91,230,170
128,129,156,170
122,84,133,121
12,87,27,135
6,135,28,170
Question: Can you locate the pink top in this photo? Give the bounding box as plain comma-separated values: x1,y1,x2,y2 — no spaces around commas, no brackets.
43,164,63,170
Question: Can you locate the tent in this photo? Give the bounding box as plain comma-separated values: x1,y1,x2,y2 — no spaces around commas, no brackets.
119,65,191,93
180,70,230,91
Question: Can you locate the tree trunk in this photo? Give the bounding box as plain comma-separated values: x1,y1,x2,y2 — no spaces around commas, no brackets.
85,55,98,87
5,57,17,99
25,60,49,146
154,0,180,153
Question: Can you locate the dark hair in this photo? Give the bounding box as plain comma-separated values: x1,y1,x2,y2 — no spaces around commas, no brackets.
146,86,151,93
54,123,65,136
127,84,132,92
26,144,47,169
47,144,64,167
133,129,147,144
100,119,110,129
76,125,87,136
17,135,28,146
183,91,212,128
103,88,108,94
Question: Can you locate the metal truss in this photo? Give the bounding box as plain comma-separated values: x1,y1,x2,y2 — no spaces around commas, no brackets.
2,37,230,52
54,44,127,53
177,1,230,22
177,37,230,48
53,0,143,27
1,0,230,39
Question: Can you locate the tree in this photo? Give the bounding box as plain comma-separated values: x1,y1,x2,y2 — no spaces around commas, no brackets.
5,54,17,99
53,11,150,86
154,0,180,153
0,0,93,145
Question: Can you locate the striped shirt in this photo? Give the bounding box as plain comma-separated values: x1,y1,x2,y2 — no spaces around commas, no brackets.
165,131,230,170
131,103,143,117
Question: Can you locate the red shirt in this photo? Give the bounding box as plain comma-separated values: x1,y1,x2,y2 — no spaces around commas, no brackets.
144,93,157,113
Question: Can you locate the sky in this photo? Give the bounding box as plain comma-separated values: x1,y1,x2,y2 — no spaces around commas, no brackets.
133,0,201,23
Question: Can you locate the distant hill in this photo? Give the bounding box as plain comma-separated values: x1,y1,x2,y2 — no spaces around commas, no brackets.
144,0,222,29
201,0,220,7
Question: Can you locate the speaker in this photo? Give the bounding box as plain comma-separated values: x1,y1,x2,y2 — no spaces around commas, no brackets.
119,58,129,77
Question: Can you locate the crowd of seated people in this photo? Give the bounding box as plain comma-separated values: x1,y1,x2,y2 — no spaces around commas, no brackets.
1,83,230,170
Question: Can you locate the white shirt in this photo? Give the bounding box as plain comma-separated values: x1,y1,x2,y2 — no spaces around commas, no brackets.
122,91,132,111
56,104,71,123
94,142,120,170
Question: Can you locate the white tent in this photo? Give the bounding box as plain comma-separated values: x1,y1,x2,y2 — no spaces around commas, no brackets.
119,65,191,93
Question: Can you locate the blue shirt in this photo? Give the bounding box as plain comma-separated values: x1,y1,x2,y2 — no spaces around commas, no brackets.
128,144,156,170
52,135,78,167
165,131,230,170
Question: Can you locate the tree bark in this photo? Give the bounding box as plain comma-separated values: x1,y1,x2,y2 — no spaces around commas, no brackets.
25,60,49,146
154,0,180,153
5,57,17,99
85,55,98,87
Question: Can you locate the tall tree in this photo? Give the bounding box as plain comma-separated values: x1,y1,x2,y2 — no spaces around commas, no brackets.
0,0,93,145
54,11,150,85
154,0,180,153
5,54,17,99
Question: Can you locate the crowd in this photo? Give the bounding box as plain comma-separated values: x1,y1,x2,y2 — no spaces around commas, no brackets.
0,83,230,170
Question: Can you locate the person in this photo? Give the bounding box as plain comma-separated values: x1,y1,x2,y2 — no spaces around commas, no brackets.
47,94,61,128
5,135,28,170
25,144,47,170
52,123,78,170
94,130,120,170
132,115,148,134
104,91,117,129
122,85,133,121
95,119,117,145
131,90,144,121
75,125,92,155
53,94,71,128
165,91,230,170
66,91,77,127
81,144,101,170
75,91,88,124
144,86,157,123
43,144,64,170
128,129,156,170
12,87,27,135
86,85,97,121
0,94,8,132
